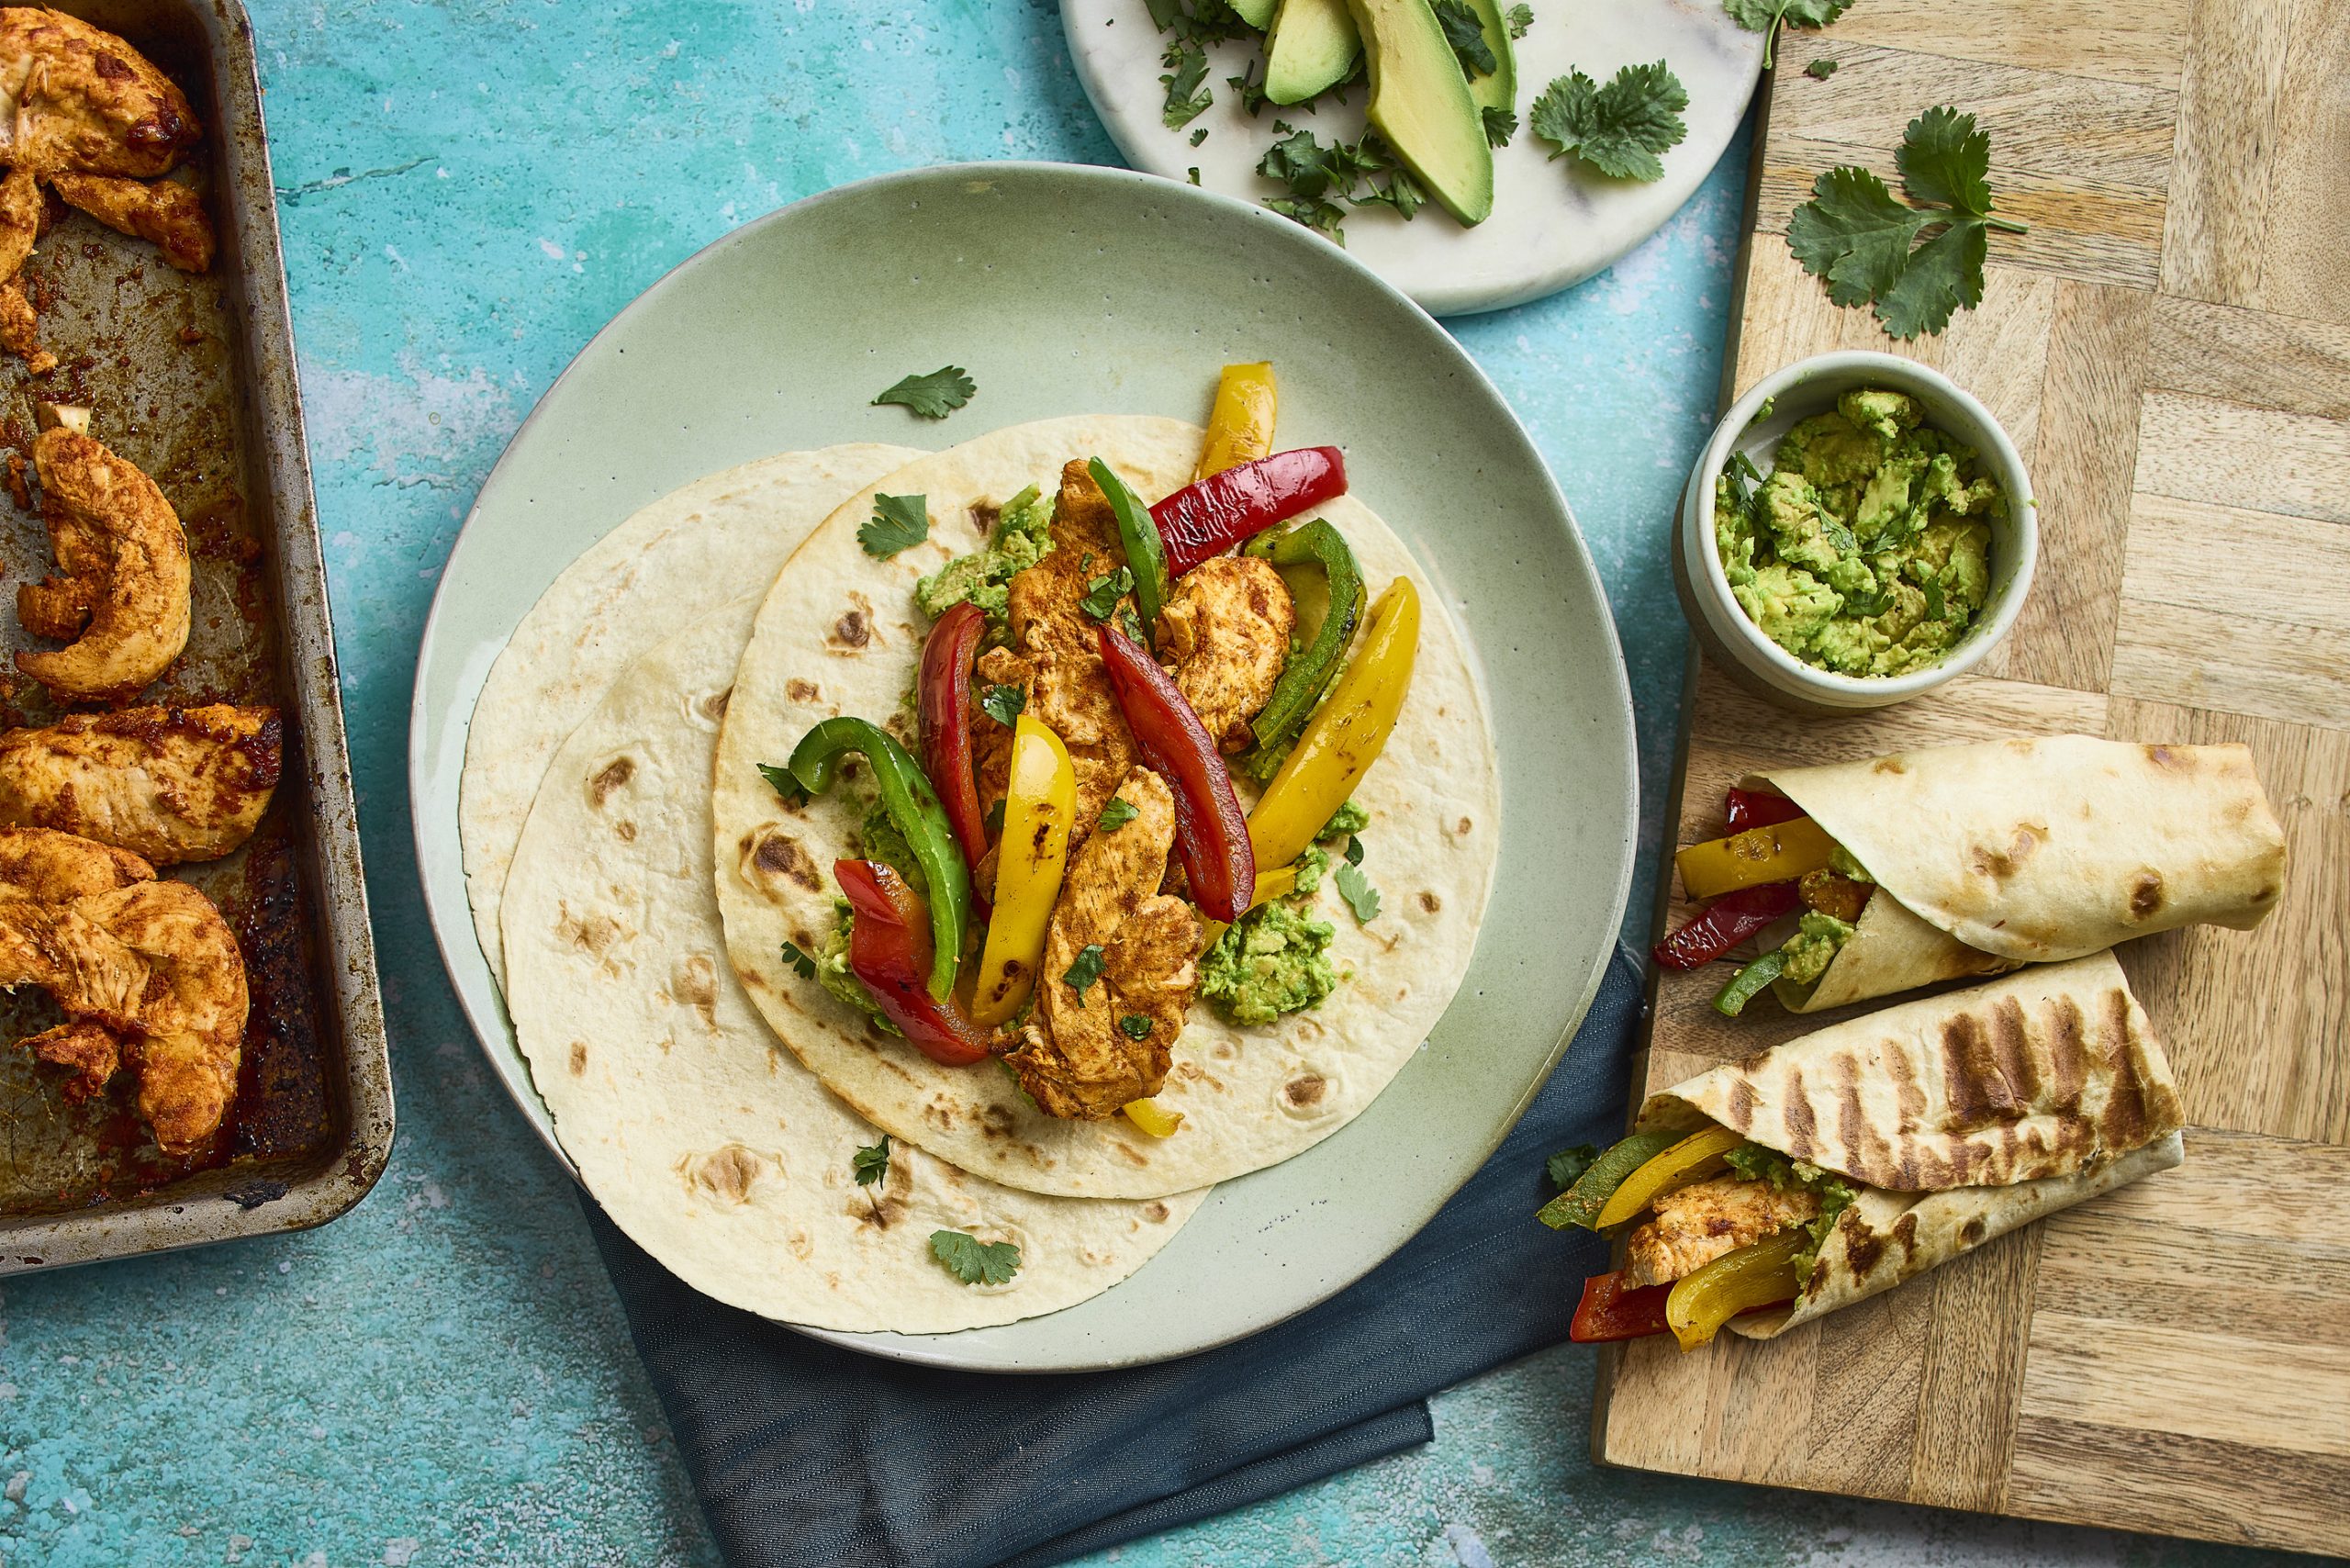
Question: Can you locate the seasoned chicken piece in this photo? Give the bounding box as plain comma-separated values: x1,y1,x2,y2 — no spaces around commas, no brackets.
47,171,209,271
0,704,280,863
0,161,36,277
1623,1175,1819,1288
17,423,190,702
1798,868,1873,924
0,826,246,1154
1002,768,1200,1119
1157,554,1294,754
0,8,201,177
1000,462,1138,836
0,277,46,372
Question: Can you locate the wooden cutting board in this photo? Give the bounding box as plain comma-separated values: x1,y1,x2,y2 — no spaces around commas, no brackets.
1586,0,2350,1553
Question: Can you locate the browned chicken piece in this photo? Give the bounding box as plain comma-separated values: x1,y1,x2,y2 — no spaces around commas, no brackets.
0,704,281,863
1157,554,1294,755
1002,768,1200,1119
17,422,191,702
1000,462,1138,837
47,171,209,271
1623,1175,1820,1288
0,825,246,1154
0,160,36,277
1798,868,1873,924
0,8,201,177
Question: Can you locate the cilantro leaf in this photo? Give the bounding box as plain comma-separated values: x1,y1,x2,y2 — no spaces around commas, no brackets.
852,1136,890,1186
1161,39,1214,129
1874,217,1987,339
1335,862,1382,924
1432,0,1496,77
859,493,930,558
1530,62,1687,183
1343,834,1364,866
1191,126,1209,147
1506,3,1533,37
1723,0,1852,69
758,762,811,806
1805,57,1838,79
1483,106,1518,148
870,365,974,420
1258,127,1419,244
780,940,817,980
930,1229,1021,1286
1119,1014,1154,1040
1064,943,1107,1004
1897,103,1992,215
1098,797,1140,833
1079,566,1134,621
980,684,1025,726
1786,165,1929,307
1547,1144,1600,1191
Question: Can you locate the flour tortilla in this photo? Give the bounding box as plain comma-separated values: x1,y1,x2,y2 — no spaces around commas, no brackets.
711,415,1501,1200
1637,952,2187,1338
501,603,1202,1332
461,444,920,989
1762,735,2287,1013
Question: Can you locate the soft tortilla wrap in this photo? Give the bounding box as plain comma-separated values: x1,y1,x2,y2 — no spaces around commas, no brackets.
461,443,919,989
711,415,1501,1200
501,602,1202,1332
1639,951,2186,1338
1761,735,2287,1013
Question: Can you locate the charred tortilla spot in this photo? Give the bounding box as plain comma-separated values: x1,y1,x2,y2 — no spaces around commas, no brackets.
2128,870,2165,920
616,821,637,843
1987,994,2042,1108
1969,823,2045,881
1782,1069,1816,1158
699,687,733,722
678,1144,763,1204
980,1104,1016,1137
1457,817,1472,835
786,678,821,704
2144,744,2192,771
568,1040,588,1075
1726,1078,1754,1130
1873,757,1906,774
1845,1218,1885,1276
1418,891,1441,913
677,955,718,1029
2047,995,2088,1109
968,501,1000,536
746,828,822,891
1143,1201,1169,1223
588,756,634,807
2098,989,2151,1148
1959,1216,1986,1247
1284,1073,1328,1106
556,907,623,957
2252,883,2277,903
1891,1211,1918,1254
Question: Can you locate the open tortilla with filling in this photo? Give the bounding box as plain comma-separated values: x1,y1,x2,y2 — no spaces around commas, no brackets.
500,602,1203,1332
711,415,1501,1201
460,443,920,989
1757,735,2286,1013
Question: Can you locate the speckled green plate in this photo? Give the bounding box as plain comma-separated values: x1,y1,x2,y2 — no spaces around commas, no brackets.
410,162,1634,1372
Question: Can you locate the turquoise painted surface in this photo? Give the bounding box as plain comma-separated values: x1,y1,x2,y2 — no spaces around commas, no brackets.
0,4,2316,1566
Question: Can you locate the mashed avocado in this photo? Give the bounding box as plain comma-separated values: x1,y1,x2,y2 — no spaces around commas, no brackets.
1777,910,1855,987
815,899,895,1032
1716,388,2002,678
915,484,1055,624
1202,902,1339,1025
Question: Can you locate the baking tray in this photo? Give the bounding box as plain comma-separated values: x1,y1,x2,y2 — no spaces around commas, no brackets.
0,0,390,1271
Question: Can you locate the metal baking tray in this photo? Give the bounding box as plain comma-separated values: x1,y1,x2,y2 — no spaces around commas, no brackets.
0,0,389,1271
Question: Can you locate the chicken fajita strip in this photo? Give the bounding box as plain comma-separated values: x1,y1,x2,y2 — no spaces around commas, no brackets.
0,704,281,864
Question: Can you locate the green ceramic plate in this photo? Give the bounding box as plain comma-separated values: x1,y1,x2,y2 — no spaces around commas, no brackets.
410,162,1634,1372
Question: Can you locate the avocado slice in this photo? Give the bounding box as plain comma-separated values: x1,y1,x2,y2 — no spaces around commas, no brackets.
1265,0,1361,105
1343,0,1494,226
1229,0,1278,28
1455,0,1515,117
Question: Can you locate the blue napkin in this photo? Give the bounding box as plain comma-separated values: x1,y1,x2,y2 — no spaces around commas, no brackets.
583,945,1642,1568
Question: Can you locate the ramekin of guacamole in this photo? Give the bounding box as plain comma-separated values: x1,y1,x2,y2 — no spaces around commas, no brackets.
1713,387,2004,679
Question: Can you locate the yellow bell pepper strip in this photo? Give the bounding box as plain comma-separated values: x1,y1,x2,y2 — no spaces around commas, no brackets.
1122,1097,1184,1137
968,715,1078,1027
1663,1227,1806,1350
1673,814,1838,901
1593,1124,1749,1229
1195,362,1278,480
1248,577,1420,875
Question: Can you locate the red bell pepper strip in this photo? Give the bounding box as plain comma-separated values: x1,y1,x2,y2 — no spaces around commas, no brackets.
1651,880,1803,971
1568,1271,1673,1343
1724,787,1805,834
917,600,991,909
1149,446,1348,577
1093,624,1256,922
834,858,993,1067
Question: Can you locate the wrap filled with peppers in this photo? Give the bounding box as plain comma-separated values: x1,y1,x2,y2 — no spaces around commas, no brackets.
710,412,1500,1201
1656,735,2287,1015
1550,951,2186,1347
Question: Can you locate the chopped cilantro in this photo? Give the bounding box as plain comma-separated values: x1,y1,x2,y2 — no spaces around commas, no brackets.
852,1136,890,1186
1256,126,1422,244
1483,106,1518,147
779,940,817,980
1335,862,1382,924
980,684,1025,726
1530,62,1688,183
1547,1144,1600,1191
930,1229,1021,1286
758,761,811,805
1064,943,1108,1004
1343,835,1364,867
1080,566,1134,621
859,492,930,558
1162,39,1213,128
1119,1014,1154,1040
1432,0,1497,77
1805,56,1839,79
870,366,974,420
1098,798,1140,833
1506,2,1533,36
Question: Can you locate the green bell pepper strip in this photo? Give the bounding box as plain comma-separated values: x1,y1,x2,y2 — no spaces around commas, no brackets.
786,717,971,1000
1538,1127,1682,1231
1090,457,1171,627
1712,946,1790,1017
1245,519,1366,753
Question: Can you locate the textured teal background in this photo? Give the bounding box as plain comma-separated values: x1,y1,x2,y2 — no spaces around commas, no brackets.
0,4,2316,1566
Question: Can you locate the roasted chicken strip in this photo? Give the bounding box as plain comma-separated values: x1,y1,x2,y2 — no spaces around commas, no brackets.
1158,554,1294,754
0,704,281,863
1002,768,1200,1119
47,171,210,271
1623,1175,1820,1288
0,8,202,178
17,422,191,702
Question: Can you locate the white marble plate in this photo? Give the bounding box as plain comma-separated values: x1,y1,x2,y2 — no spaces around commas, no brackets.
1062,0,1763,316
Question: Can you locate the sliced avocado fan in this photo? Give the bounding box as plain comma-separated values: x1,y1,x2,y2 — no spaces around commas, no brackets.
1344,0,1494,225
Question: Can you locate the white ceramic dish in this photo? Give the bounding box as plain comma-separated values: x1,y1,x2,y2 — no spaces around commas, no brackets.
1673,350,2037,713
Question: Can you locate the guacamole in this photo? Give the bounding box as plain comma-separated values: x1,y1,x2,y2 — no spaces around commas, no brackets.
916,484,1055,624
1715,388,2002,678
815,898,894,1032
1777,910,1855,987
1202,902,1339,1025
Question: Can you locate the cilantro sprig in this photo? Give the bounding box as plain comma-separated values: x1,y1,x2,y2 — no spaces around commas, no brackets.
1530,62,1688,183
871,365,975,420
1724,0,1850,71
853,1136,891,1186
1432,0,1496,78
859,493,930,558
1546,1144,1599,1191
1098,798,1140,833
1064,944,1108,1005
1335,862,1382,924
931,1229,1021,1286
779,940,817,980
980,684,1025,726
1785,106,2026,340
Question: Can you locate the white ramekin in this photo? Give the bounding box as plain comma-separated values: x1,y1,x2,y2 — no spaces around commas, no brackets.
1672,351,2038,714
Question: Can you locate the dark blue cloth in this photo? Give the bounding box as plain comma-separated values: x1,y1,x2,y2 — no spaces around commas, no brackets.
583,945,1643,1568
